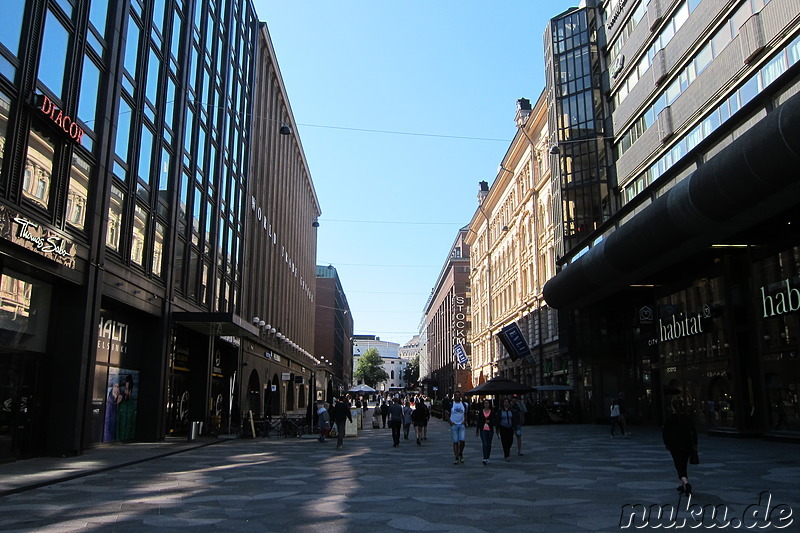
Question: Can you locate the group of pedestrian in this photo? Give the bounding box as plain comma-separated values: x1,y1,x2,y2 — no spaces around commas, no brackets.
315,396,352,449
385,395,429,447
467,395,527,465
319,387,697,499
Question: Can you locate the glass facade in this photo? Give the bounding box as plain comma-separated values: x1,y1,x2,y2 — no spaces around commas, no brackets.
546,7,610,260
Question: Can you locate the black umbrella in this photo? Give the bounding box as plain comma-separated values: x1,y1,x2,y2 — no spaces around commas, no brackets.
464,376,535,396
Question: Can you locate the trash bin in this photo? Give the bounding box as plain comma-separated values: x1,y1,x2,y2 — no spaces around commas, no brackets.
188,421,201,442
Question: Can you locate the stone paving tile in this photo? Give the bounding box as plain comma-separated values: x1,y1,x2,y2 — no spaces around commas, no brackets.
1,421,799,531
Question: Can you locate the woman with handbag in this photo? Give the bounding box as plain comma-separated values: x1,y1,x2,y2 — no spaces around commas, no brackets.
662,398,699,495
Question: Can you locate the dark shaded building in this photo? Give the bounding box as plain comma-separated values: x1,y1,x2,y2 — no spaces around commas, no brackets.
544,0,800,439
0,0,317,460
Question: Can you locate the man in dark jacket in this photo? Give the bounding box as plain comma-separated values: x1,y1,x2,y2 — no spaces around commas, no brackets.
331,397,352,449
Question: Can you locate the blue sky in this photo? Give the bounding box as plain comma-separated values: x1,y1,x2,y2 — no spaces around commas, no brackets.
252,1,579,345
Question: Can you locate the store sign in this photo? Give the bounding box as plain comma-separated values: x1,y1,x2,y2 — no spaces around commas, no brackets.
35,94,86,144
0,205,77,268
760,279,800,318
452,294,468,344
98,317,129,355
659,307,710,342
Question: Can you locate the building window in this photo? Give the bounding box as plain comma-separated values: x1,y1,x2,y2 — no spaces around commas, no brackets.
106,184,125,251
23,127,55,210
153,222,165,277
131,204,147,266
38,9,71,97
66,153,91,230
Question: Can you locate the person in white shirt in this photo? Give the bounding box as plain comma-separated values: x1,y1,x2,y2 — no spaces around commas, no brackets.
448,390,468,464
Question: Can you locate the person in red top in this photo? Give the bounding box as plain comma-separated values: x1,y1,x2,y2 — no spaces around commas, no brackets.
475,399,497,465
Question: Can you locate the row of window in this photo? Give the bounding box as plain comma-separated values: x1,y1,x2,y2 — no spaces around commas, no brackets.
622,33,800,203
616,0,771,160
612,0,703,110
0,1,256,314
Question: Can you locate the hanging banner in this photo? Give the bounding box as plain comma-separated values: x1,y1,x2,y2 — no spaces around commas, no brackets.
453,343,469,366
498,322,532,362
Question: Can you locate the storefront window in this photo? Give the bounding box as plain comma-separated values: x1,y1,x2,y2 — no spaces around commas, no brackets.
106,184,125,251
657,276,735,429
23,127,55,210
0,92,10,186
754,247,800,432
66,153,91,230
38,9,70,97
0,269,52,353
0,0,25,58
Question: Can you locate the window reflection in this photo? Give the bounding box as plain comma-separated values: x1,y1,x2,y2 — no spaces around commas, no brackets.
0,269,52,353
38,9,70,97
0,0,25,58
153,222,165,277
106,184,125,251
116,97,132,164
23,127,55,210
88,0,108,37
67,153,91,230
131,204,147,266
78,55,101,132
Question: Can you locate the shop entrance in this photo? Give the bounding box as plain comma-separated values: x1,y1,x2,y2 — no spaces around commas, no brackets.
0,353,43,460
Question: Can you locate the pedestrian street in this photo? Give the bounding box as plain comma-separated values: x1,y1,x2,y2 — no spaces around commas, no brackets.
1,420,798,532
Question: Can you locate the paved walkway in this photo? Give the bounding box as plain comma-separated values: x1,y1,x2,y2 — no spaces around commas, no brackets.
1,420,798,531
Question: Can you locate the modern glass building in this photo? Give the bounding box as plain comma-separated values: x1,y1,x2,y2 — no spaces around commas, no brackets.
0,0,278,460
544,0,800,439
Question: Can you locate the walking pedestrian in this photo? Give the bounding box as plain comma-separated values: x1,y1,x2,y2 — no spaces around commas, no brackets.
331,397,352,449
412,397,429,445
616,392,629,436
610,399,624,437
448,390,468,464
475,399,497,465
402,400,413,439
380,400,389,429
662,398,698,495
497,398,516,462
317,402,331,443
421,396,431,440
388,397,404,447
511,395,527,455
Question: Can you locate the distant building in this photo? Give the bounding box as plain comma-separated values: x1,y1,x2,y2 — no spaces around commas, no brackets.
422,227,473,399
465,93,556,392
314,265,354,402
352,335,405,392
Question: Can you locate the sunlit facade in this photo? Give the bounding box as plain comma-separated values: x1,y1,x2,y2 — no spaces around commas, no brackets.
466,94,557,392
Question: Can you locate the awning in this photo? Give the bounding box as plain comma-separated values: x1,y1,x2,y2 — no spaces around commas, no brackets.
172,311,260,337
543,90,800,309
